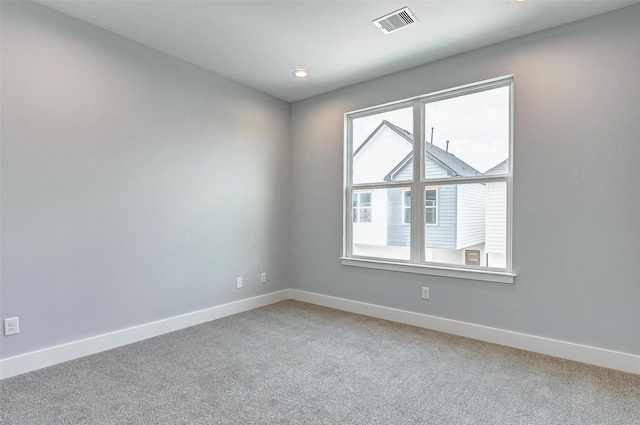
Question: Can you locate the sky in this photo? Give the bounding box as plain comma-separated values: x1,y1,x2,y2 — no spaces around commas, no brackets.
352,85,509,174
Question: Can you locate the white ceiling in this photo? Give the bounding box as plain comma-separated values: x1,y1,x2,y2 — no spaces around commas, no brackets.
36,0,639,103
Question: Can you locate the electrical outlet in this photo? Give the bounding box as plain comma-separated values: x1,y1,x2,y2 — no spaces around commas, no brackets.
236,276,243,289
421,287,430,300
4,317,19,336
261,272,267,283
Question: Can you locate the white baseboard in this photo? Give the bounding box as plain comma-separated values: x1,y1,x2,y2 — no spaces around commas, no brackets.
3,288,638,379
0,290,290,380
289,289,640,375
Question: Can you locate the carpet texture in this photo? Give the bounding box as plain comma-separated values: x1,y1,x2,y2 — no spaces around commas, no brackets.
1,300,639,424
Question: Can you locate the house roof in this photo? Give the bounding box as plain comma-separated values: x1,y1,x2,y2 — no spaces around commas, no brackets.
484,158,509,175
353,120,482,180
424,142,482,178
353,120,412,157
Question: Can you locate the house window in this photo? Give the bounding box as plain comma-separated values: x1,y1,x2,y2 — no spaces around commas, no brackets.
405,189,437,225
402,190,411,224
425,188,437,225
343,76,514,283
352,191,372,223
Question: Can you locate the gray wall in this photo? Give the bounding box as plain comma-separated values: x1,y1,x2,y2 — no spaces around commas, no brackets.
2,1,639,363
290,5,640,355
1,2,291,359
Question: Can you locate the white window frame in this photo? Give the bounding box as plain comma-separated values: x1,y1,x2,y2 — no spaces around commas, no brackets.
341,76,516,284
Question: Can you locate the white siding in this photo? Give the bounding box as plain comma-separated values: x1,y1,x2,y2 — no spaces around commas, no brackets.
353,127,412,184
386,188,410,247
456,183,486,249
425,185,457,249
485,182,507,254
353,189,387,246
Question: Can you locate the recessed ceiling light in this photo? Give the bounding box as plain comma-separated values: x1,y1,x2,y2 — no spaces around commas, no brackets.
292,69,309,78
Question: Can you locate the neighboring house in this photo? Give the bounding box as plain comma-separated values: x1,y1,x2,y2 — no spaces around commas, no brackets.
483,159,509,268
353,120,506,267
352,121,414,251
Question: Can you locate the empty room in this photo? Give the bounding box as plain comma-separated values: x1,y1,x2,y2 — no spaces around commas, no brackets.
1,1,639,423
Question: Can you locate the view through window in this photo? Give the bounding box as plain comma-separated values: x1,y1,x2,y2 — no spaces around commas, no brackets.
345,77,513,273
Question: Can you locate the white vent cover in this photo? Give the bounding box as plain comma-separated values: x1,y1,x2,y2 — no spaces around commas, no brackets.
372,7,418,35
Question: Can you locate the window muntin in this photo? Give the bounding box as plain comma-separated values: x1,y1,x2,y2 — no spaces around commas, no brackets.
345,76,513,277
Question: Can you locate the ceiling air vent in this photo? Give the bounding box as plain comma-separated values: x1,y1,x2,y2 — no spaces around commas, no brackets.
372,7,418,35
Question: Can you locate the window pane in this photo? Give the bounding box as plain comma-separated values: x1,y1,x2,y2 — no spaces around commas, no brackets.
404,208,411,225
352,187,410,261
424,86,509,179
424,182,506,269
425,188,438,225
352,107,413,184
402,191,411,224
426,189,437,206
425,208,436,224
353,191,373,223
360,192,371,207
360,208,372,223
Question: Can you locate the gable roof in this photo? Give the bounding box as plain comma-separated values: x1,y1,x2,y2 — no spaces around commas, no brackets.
354,120,482,181
353,120,412,157
484,158,509,175
424,142,482,178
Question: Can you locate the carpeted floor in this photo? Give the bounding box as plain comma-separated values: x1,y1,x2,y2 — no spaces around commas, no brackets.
1,300,639,424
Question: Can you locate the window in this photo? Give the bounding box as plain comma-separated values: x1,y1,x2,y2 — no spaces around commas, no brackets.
425,188,438,225
405,189,437,225
343,76,514,283
352,191,372,223
402,190,411,224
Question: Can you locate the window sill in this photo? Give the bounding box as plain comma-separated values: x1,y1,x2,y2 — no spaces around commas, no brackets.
340,257,515,284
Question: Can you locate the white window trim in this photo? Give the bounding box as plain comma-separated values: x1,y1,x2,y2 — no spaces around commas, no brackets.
339,256,515,284
343,75,515,284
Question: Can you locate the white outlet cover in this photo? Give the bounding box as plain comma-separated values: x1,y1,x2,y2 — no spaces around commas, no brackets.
421,287,430,300
236,277,243,288
4,317,19,336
